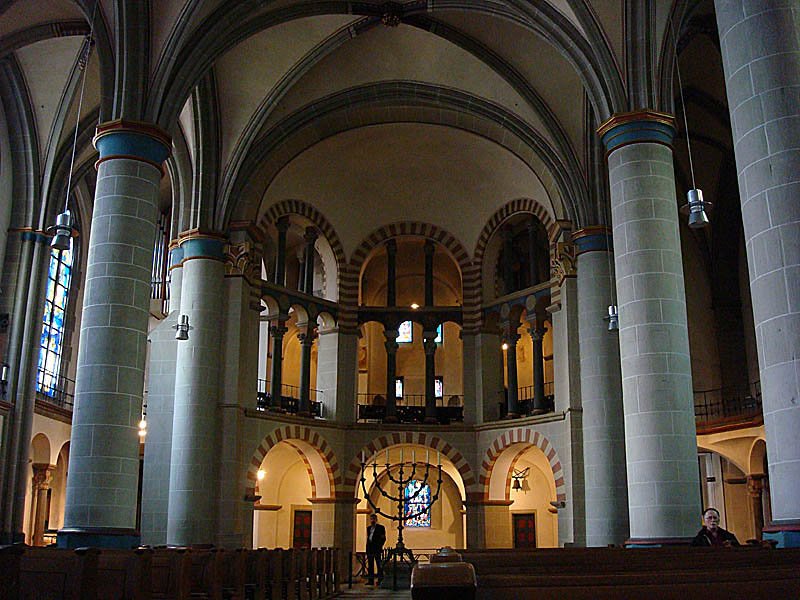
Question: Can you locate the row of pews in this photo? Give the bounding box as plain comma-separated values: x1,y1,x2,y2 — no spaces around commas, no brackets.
459,546,800,600
0,544,341,600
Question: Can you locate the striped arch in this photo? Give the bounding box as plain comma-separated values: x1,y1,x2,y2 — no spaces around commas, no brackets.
473,198,558,267
246,425,341,500
258,199,347,291
343,432,478,495
478,428,566,503
342,221,478,331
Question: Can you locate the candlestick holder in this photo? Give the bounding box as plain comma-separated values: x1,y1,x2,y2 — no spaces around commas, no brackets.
359,452,443,588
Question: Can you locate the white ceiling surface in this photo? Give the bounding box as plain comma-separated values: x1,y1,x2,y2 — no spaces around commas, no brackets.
263,123,551,258
0,0,82,38
178,98,196,170
15,36,84,162
263,23,551,144
215,15,359,170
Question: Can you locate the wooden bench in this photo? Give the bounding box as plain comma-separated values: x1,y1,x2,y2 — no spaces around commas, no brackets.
96,547,153,600
18,546,100,600
151,547,191,600
459,547,800,600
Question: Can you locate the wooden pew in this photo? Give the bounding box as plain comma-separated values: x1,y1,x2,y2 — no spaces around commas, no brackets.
220,548,246,600
244,549,267,600
18,546,99,600
281,549,297,600
187,547,223,600
0,544,25,600
459,547,800,600
96,547,153,600
151,547,191,600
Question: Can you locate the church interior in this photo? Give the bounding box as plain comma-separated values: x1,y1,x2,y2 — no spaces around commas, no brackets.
0,0,799,596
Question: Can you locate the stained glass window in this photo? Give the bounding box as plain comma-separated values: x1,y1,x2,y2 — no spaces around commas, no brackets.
396,320,413,343
435,324,442,344
403,479,431,527
37,246,73,397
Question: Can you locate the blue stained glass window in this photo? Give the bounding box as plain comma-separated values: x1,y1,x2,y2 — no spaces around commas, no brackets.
403,479,431,527
37,246,74,397
396,320,413,343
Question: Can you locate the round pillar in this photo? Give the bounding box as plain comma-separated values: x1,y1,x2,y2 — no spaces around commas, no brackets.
61,120,171,549
715,0,800,545
574,227,629,546
598,110,700,543
166,233,226,546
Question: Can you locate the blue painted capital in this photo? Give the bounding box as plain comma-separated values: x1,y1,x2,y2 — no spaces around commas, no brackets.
178,232,226,262
93,120,171,165
597,110,676,154
572,226,613,255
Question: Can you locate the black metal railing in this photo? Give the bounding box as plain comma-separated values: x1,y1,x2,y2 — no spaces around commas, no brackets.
36,369,75,411
256,379,323,417
356,393,464,424
497,382,556,419
694,381,762,426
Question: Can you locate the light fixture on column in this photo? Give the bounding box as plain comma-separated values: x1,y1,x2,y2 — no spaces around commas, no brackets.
604,304,619,331
46,23,95,251
0,362,8,398
174,314,192,340
511,467,529,493
670,16,711,229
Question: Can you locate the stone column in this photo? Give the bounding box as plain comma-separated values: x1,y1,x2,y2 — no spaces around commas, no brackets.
383,329,399,423
61,120,171,549
386,239,397,307
527,220,539,286
303,227,318,295
598,110,700,543
274,216,289,287
423,334,438,424
529,323,547,414
574,227,629,546
31,464,54,546
747,474,765,542
483,500,514,548
475,326,503,423
297,325,317,417
166,233,225,546
316,326,358,422
714,0,800,547
501,227,514,294
424,240,435,306
503,328,520,418
269,319,288,405
464,494,487,548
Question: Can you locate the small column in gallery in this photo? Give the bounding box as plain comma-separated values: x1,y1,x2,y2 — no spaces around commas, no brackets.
502,323,520,419
383,328,399,423
303,227,318,295
423,331,438,424
274,216,289,287
269,317,289,406
297,323,318,417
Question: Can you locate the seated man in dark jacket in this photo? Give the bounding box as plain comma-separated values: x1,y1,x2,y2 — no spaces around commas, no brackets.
691,507,740,546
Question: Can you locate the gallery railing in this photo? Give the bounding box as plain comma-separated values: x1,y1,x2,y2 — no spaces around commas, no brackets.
694,381,762,427
497,381,555,419
356,393,464,424
35,369,75,412
256,378,323,417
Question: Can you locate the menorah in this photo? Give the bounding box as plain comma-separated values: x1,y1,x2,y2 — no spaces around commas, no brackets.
360,449,443,566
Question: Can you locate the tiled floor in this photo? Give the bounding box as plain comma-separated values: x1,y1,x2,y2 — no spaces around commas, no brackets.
339,582,412,598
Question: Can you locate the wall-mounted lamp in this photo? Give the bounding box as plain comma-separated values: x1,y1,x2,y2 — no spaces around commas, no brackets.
1,362,9,398
174,314,192,340
604,305,619,331
511,467,529,493
549,500,566,509
680,189,712,229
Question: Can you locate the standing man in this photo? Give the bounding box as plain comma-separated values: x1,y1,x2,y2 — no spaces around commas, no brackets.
366,513,386,585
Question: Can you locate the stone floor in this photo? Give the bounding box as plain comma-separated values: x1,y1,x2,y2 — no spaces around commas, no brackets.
339,582,412,598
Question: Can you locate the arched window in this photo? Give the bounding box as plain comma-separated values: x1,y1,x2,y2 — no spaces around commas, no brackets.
403,479,431,527
36,245,74,400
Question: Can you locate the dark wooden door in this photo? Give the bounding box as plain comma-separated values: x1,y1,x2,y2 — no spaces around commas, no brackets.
293,509,312,549
513,513,537,548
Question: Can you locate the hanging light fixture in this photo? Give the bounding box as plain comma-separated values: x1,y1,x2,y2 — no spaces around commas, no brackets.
670,16,711,228
46,11,96,251
174,314,191,340
604,304,619,331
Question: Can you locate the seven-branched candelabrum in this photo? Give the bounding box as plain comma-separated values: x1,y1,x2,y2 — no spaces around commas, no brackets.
359,452,443,557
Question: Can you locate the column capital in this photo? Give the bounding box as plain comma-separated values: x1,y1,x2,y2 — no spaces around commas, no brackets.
502,330,520,346
177,230,227,262
572,226,613,255
304,226,319,244
384,337,399,354
597,110,675,154
93,119,171,170
298,328,318,345
423,336,437,354
385,238,397,254
275,216,290,232
31,463,55,490
424,239,435,255
270,323,289,337
528,326,546,341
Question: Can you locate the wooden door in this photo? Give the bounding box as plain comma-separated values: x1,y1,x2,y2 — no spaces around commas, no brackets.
513,513,537,548
293,509,312,549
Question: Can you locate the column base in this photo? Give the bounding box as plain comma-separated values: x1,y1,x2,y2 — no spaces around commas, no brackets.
624,537,692,548
423,416,438,425
58,527,140,549
383,415,399,424
297,411,312,418
503,413,519,419
531,408,547,415
763,522,800,548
